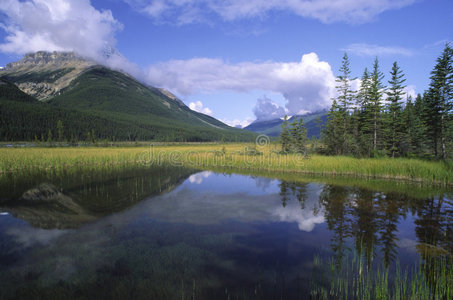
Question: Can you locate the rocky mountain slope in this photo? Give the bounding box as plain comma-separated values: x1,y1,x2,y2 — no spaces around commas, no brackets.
2,51,96,100
0,52,255,142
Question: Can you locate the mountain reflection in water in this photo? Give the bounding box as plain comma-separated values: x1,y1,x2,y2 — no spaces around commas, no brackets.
0,169,451,299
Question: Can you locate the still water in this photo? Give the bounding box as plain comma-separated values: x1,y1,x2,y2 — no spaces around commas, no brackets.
0,167,451,299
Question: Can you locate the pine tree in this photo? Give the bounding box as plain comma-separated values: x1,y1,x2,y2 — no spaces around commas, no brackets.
294,118,308,154
402,95,425,156
385,62,406,157
86,131,92,144
56,120,64,142
47,129,53,144
426,43,453,159
280,115,291,153
356,68,373,156
335,53,356,154
369,58,385,153
289,117,299,152
322,99,343,155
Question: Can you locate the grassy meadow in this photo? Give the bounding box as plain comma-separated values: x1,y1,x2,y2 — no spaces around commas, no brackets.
1,143,452,186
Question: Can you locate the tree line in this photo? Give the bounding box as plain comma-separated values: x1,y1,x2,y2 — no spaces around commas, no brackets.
322,44,453,159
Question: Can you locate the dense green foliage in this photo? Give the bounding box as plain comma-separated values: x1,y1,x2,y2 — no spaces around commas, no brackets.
322,44,453,159
0,67,256,142
280,115,308,154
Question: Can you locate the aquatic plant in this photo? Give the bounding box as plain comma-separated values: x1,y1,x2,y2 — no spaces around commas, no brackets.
310,252,452,299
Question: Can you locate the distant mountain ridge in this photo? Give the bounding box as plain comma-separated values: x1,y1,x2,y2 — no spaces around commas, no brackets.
0,51,255,142
244,110,327,138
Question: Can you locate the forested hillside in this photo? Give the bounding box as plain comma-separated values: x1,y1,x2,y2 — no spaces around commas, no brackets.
0,52,256,142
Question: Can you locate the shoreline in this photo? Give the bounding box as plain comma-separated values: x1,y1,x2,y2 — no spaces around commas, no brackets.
0,144,451,187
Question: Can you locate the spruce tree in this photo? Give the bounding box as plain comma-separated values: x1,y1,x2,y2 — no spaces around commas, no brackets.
280,115,291,153
47,129,53,144
402,95,425,156
335,53,356,154
56,120,64,142
289,117,299,152
357,68,373,156
295,118,308,154
322,99,343,155
426,43,453,159
385,62,406,157
369,58,385,154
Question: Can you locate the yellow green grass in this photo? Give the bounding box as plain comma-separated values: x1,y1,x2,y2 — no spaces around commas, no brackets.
0,143,452,185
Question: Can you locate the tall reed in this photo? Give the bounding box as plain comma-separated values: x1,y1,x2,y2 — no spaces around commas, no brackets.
1,144,452,185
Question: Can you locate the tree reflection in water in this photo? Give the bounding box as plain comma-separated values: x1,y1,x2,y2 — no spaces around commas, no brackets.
278,180,452,268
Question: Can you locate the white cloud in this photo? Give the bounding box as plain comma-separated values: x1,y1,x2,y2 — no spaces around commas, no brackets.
147,53,336,116
253,96,286,121
188,171,212,184
403,84,417,101
273,202,325,232
0,0,142,78
189,100,213,116
221,117,254,128
0,0,120,57
123,0,417,24
343,43,414,57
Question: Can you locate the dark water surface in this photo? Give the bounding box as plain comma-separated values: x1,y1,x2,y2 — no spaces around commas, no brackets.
0,167,451,299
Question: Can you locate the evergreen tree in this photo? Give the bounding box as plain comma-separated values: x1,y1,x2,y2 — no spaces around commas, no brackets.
47,129,53,144
294,118,308,154
86,131,92,144
335,53,356,154
402,95,425,156
385,62,406,157
289,117,299,151
56,119,64,142
322,99,343,155
356,68,373,156
369,58,385,153
426,43,453,159
280,115,291,153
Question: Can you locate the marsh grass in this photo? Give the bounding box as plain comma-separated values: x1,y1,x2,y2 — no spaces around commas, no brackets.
1,144,452,185
310,253,452,300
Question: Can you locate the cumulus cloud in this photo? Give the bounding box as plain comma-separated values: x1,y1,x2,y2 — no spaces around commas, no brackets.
188,171,212,184
253,96,286,121
0,0,119,57
123,0,417,24
274,202,325,232
146,53,336,116
403,85,417,100
0,0,142,77
189,100,213,116
343,43,414,57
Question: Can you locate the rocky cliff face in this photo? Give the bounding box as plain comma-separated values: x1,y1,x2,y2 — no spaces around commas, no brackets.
0,51,97,100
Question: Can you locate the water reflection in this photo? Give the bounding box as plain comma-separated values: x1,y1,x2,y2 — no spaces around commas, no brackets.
0,166,194,228
0,170,451,299
315,183,452,268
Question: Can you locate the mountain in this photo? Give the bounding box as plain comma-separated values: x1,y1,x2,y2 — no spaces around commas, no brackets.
2,51,96,100
0,166,193,229
244,110,328,138
0,51,255,142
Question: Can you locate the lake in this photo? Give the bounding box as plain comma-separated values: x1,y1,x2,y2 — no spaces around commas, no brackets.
0,167,451,299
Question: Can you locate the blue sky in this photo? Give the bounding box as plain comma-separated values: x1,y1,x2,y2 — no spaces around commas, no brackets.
0,0,452,127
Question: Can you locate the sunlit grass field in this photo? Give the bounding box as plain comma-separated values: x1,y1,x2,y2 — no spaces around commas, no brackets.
1,143,452,185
